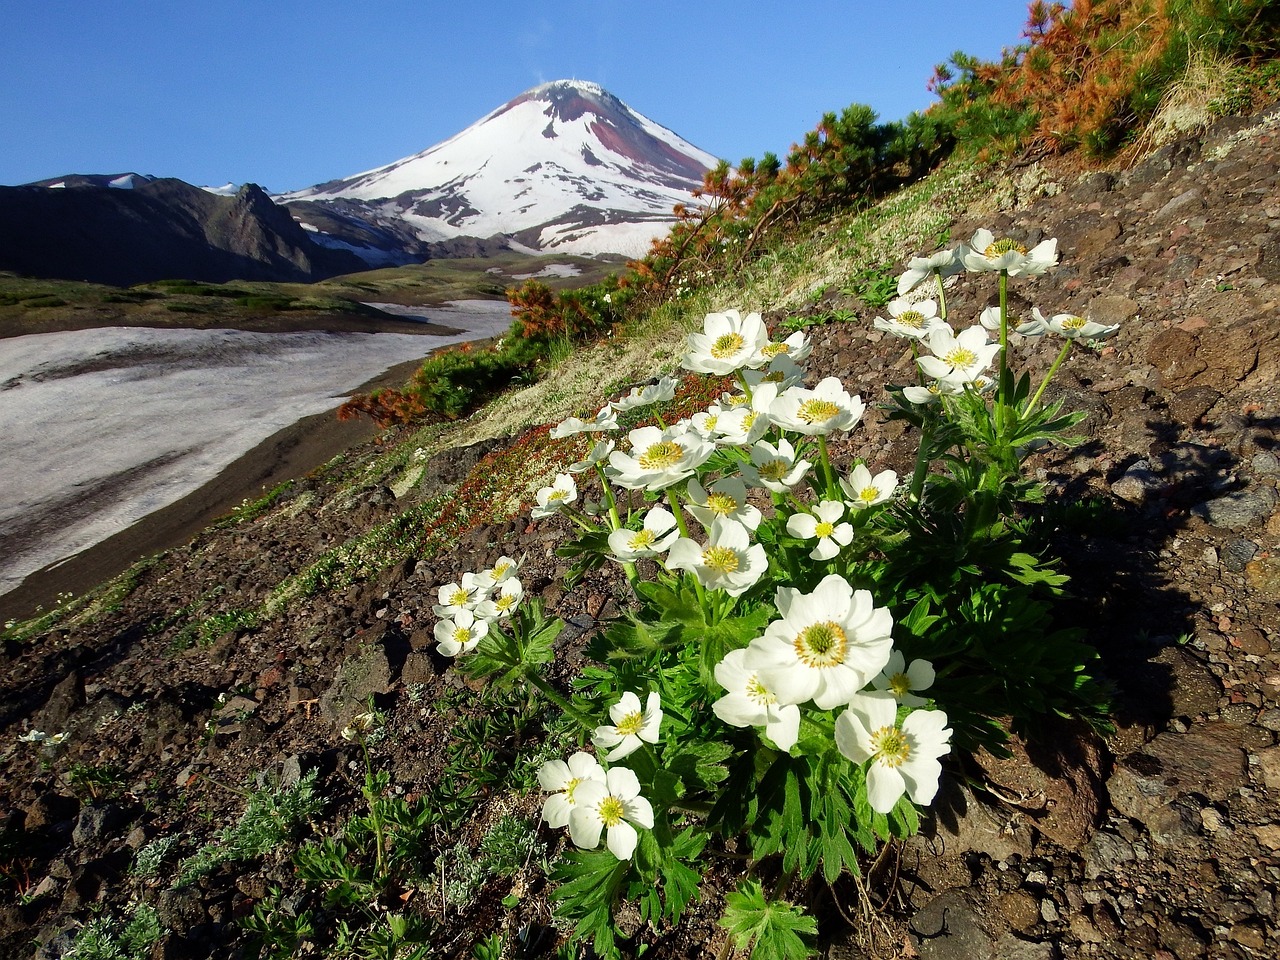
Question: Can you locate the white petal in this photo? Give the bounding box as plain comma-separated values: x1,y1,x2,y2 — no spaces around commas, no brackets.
606,821,638,860
867,763,907,814
568,807,603,850
542,793,573,829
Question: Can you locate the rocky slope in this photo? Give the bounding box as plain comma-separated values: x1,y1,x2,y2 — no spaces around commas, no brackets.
1,105,1279,960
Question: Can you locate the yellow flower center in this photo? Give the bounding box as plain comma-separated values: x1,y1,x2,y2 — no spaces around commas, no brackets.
703,546,740,574
448,587,470,606
746,674,776,706
563,777,581,802
942,347,977,368
858,487,880,504
614,711,645,737
453,627,471,644
548,489,569,502
793,621,848,667
705,492,739,515
870,725,911,767
628,529,656,550
711,332,746,359
763,371,786,383
1061,316,1087,330
897,310,925,329
814,521,835,538
743,412,758,429
639,441,684,470
759,459,789,481
889,672,912,698
596,796,626,828
984,238,1027,258
492,561,512,578
495,593,518,611
702,413,719,430
725,393,750,408
761,342,788,358
797,398,840,424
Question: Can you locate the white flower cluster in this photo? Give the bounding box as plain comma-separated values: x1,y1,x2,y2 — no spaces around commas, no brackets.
880,228,1120,404
430,556,524,657
537,691,661,860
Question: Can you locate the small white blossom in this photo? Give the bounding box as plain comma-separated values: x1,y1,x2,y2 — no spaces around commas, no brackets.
607,424,716,492
611,377,678,412
897,248,964,295
738,437,812,493
871,651,936,708
711,648,800,751
1030,308,1120,341
593,691,663,760
434,608,489,657
567,766,655,860
607,506,679,561
841,465,898,510
873,298,944,340
665,517,768,597
742,354,806,392
474,556,520,591
474,577,525,620
835,691,952,813
786,500,853,561
433,572,490,617
769,377,865,436
569,438,616,474
917,325,1002,384
961,229,1058,276
532,473,578,519
551,405,619,439
683,310,769,375
538,752,607,829
685,476,762,534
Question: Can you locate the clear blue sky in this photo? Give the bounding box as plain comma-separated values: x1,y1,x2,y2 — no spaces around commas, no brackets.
2,0,1034,192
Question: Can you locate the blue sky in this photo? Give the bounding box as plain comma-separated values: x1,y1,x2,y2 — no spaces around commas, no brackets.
2,1,1033,192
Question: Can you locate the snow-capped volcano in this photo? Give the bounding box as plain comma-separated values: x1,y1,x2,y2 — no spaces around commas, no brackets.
281,80,718,261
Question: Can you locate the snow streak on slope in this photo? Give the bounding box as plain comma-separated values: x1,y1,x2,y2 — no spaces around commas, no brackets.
283,81,718,258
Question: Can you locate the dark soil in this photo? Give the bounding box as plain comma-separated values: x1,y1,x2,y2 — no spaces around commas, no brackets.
2,105,1279,960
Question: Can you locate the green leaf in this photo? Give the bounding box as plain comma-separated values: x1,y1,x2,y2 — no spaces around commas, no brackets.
720,880,817,960
550,848,627,958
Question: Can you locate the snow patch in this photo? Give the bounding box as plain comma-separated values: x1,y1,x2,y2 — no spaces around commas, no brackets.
107,174,136,189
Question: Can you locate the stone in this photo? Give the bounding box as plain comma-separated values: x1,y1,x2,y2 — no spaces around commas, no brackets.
34,671,85,731
1223,540,1260,573
1148,646,1223,718
999,891,1042,932
1167,385,1221,427
910,890,995,960
1253,824,1280,850
1082,831,1136,880
992,934,1057,960
1192,485,1278,530
1254,747,1280,790
72,804,130,846
1112,460,1161,504
1086,295,1140,327
319,644,392,729
1147,329,1206,390
1154,188,1205,222
1245,556,1280,600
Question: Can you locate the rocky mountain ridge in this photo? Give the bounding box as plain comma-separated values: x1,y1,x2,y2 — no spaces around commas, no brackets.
2,104,1279,959
0,178,366,286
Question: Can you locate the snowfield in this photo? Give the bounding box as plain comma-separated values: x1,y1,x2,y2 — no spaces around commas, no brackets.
0,301,513,598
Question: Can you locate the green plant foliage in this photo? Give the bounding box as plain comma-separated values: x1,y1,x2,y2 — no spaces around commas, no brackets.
720,880,817,960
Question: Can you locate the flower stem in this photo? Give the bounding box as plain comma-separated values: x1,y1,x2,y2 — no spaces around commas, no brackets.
996,269,1010,430
522,671,595,730
666,487,707,607
933,268,948,322
909,417,936,508
1027,340,1073,412
817,434,837,498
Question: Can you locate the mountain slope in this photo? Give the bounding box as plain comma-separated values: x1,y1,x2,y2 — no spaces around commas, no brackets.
282,80,718,261
0,178,366,286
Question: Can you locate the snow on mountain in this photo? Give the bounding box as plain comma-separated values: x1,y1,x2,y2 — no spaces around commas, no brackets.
281,80,719,259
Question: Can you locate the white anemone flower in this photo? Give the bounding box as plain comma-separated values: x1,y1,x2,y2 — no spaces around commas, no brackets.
961,229,1058,276
434,608,489,657
752,330,812,367
474,555,520,591
871,650,936,708
607,506,680,561
569,438,616,474
685,476,762,533
739,437,812,493
786,500,853,561
712,648,801,751
980,305,1046,337
841,464,898,510
665,517,768,597
474,577,524,620
538,751,607,829
690,403,728,439
532,473,578,519
917,325,1002,384
551,405,619,439
770,377,865,436
433,572,490,617
743,354,805,392
743,574,894,710
611,376,678,412
683,309,769,375
593,691,663,760
897,247,964,295
835,691,952,814
1030,308,1120,341
606,424,716,491
567,766,655,860
873,298,943,340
